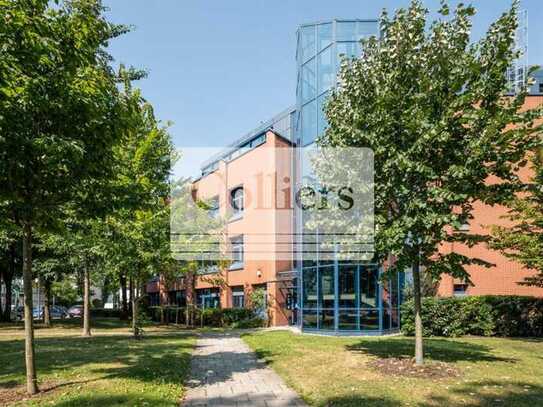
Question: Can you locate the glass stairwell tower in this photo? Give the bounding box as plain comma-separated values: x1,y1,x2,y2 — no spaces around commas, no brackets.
295,19,404,334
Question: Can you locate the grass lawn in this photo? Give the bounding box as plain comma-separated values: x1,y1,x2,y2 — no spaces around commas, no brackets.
242,331,543,407
0,318,195,406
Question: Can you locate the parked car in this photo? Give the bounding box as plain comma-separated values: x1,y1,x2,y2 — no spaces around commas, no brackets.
67,305,83,318
33,306,70,320
32,307,41,319
54,305,69,318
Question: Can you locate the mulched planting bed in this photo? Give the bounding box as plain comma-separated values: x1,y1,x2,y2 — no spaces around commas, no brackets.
369,358,461,379
0,381,62,406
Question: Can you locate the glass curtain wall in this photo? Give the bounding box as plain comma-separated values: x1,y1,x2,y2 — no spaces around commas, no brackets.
296,20,379,146
302,264,402,333
296,20,404,334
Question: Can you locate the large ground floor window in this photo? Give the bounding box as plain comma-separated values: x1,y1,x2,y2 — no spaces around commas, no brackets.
168,290,186,307
148,292,160,307
300,262,403,333
196,288,220,309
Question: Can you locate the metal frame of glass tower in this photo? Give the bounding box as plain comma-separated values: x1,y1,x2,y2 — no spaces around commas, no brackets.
294,19,404,335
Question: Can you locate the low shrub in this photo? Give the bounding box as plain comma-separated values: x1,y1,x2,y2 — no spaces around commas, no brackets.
199,308,224,327
483,295,543,337
230,317,265,329
221,308,255,326
90,308,121,318
148,306,261,328
401,295,543,337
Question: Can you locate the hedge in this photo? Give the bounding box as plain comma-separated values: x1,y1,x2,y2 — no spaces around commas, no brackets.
148,306,265,328
90,308,121,318
401,295,543,337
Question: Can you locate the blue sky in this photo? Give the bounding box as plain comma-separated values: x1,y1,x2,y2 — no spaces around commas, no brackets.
103,0,543,150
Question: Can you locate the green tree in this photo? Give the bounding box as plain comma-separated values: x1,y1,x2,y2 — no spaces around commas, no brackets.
490,152,543,287
51,276,80,307
33,233,67,327
103,71,176,338
0,0,126,394
322,0,542,365
36,218,108,335
169,177,230,327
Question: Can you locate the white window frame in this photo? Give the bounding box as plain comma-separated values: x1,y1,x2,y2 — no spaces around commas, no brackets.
230,236,244,269
232,287,245,308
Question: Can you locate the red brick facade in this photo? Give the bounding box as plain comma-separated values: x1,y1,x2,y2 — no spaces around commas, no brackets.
438,96,543,297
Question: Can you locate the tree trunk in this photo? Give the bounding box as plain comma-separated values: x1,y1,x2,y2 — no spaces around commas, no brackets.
132,293,141,339
185,270,195,327
0,270,4,321
120,274,128,320
82,267,91,337
101,276,110,307
412,256,424,366
2,243,16,322
43,280,51,328
22,223,38,395
129,277,134,315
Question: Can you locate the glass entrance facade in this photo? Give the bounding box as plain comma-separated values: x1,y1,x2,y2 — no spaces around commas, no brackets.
295,19,404,334
301,263,403,334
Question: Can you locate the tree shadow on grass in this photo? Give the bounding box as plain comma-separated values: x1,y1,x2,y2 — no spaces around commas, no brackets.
0,332,194,389
345,337,516,364
252,348,274,363
320,395,400,407
182,350,270,388
426,380,543,406
0,380,19,390
41,394,168,407
0,317,131,332
90,336,193,386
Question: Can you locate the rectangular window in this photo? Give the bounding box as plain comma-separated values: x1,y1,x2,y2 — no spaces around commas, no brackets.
230,236,244,269
202,161,218,176
319,266,335,309
250,134,266,147
336,21,357,42
231,287,245,308
455,223,470,232
168,290,186,307
229,149,241,160
357,21,378,36
317,23,332,51
301,100,317,146
239,142,251,155
301,58,316,103
360,265,378,308
338,265,356,308
196,288,220,309
300,25,316,63
148,292,160,307
317,46,334,93
539,83,543,93
302,267,318,308
198,258,219,274
453,284,468,296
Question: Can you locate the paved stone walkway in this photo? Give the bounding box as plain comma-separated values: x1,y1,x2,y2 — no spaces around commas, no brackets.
182,332,307,407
